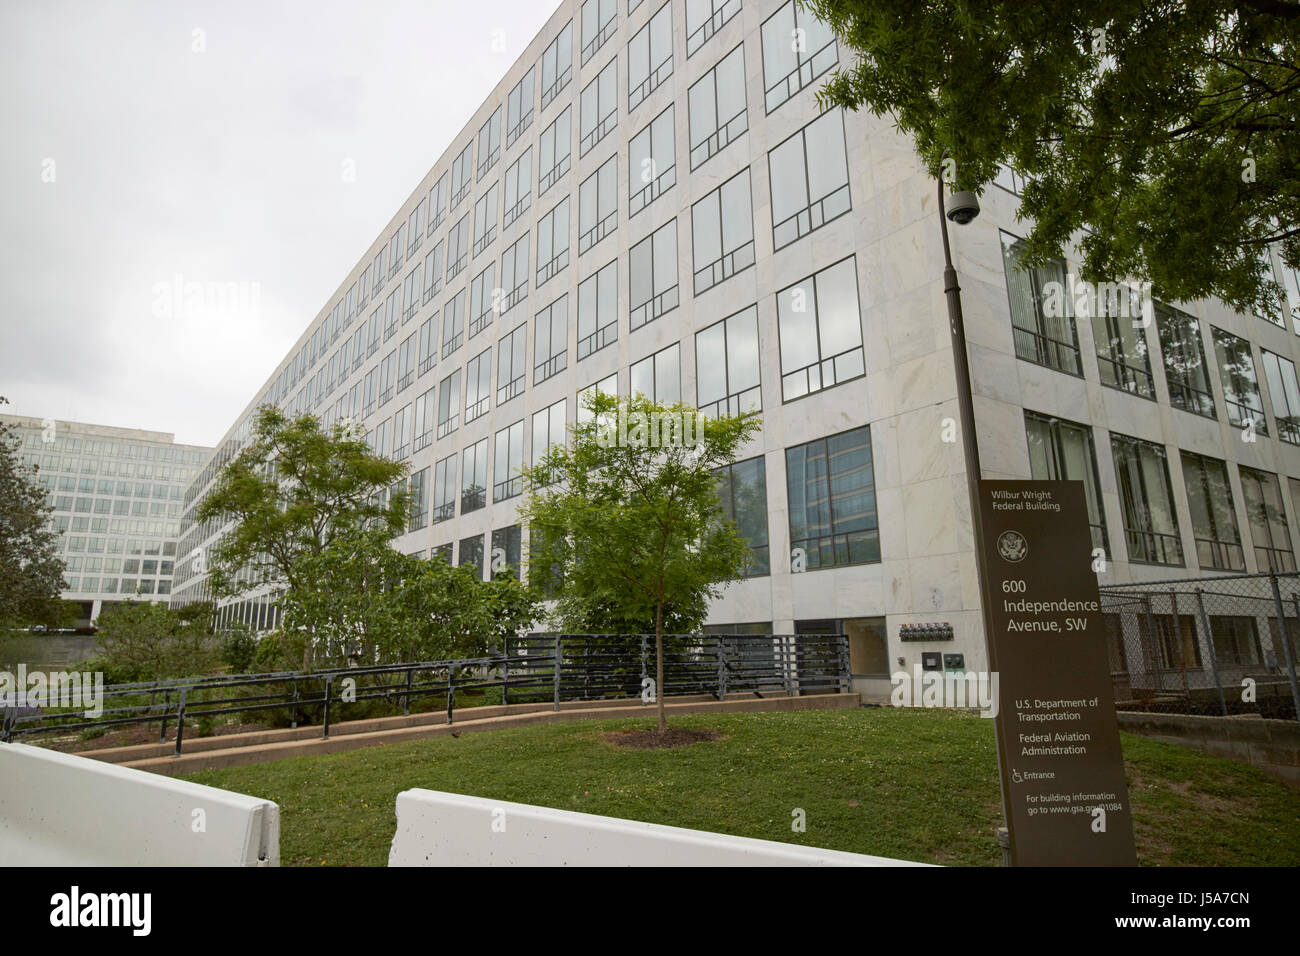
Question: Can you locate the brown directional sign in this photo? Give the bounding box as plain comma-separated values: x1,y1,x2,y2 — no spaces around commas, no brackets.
978,480,1137,866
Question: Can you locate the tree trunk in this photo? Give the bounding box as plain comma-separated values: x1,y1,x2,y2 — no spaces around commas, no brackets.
655,603,665,734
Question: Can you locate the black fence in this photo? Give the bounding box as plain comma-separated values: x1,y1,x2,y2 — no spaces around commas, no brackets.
1098,572,1300,721
1,633,849,754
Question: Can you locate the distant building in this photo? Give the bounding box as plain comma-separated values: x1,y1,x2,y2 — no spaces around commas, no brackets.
2,415,211,627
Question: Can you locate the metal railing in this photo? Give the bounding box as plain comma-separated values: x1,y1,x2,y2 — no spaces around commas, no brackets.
1,634,851,753
1099,571,1300,722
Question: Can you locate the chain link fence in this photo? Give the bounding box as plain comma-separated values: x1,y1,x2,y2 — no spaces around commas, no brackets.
1099,572,1300,721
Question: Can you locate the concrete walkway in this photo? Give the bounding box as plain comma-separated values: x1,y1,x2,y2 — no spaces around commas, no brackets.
75,691,862,776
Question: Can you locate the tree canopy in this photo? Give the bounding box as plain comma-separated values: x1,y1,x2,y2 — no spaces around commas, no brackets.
808,0,1300,316
0,398,66,630
520,392,762,732
195,406,408,599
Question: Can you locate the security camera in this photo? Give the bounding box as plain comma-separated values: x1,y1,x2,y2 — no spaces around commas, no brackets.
945,190,980,225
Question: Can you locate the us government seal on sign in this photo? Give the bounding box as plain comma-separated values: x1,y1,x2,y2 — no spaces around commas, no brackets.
997,530,1028,563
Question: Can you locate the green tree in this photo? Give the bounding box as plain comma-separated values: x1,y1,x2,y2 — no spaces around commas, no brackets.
520,392,761,733
196,407,408,667
0,398,66,630
279,527,539,667
807,0,1300,315
94,600,222,683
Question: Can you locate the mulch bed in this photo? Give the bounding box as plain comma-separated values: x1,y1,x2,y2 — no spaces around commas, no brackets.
601,728,725,750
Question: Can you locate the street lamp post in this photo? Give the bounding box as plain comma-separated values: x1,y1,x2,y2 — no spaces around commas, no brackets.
936,178,1013,862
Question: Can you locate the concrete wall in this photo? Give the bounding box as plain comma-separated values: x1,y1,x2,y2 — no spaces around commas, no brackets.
0,742,279,865
1117,711,1300,786
388,789,929,866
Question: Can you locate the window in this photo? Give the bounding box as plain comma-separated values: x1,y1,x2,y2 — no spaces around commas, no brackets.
447,213,470,281
384,287,402,341
539,106,572,197
1023,411,1109,554
1239,466,1295,572
540,21,573,110
577,260,618,360
629,219,678,330
1093,296,1154,398
1110,433,1183,566
1261,348,1300,443
391,404,411,460
630,343,680,403
407,200,424,257
691,168,754,295
387,224,406,278
397,332,417,393
469,262,497,339
1155,302,1215,418
503,148,533,228
358,264,372,309
472,181,499,257
418,315,438,376
768,109,850,249
450,141,475,209
578,156,618,253
532,398,568,466
442,288,466,358
535,294,569,383
1000,233,1081,376
629,105,675,216
372,417,391,459
498,323,528,404
786,426,880,570
1211,328,1267,436
580,0,616,65
776,256,864,401
461,438,489,513
437,368,462,438
537,196,570,286
400,265,421,325
433,454,457,522
1181,451,1244,571
351,324,366,371
761,0,837,112
579,57,618,156
715,455,769,576
427,171,448,234
1211,616,1263,666
465,348,493,423
414,385,436,452
420,239,442,300
494,420,526,501
378,349,397,405
688,44,747,169
686,0,741,57
459,534,485,578
491,525,522,578
499,233,530,315
506,67,535,148
577,372,618,423
628,3,672,110
407,467,429,532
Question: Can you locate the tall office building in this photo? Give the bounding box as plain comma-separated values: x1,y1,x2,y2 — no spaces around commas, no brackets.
172,0,1300,696
2,415,211,626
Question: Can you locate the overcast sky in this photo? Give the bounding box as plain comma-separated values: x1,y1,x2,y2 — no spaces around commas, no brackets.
0,0,562,448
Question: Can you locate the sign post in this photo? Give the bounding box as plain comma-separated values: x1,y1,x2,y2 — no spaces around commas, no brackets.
978,479,1137,866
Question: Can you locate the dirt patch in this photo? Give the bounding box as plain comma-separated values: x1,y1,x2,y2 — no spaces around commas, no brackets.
602,728,725,750
43,721,269,753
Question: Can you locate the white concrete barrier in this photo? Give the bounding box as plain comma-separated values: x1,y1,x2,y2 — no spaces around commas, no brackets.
0,742,279,866
389,789,929,866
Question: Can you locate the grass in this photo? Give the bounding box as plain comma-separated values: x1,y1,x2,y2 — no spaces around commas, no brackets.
181,707,1300,867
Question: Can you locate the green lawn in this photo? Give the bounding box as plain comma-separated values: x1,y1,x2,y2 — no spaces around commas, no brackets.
181,708,1300,867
